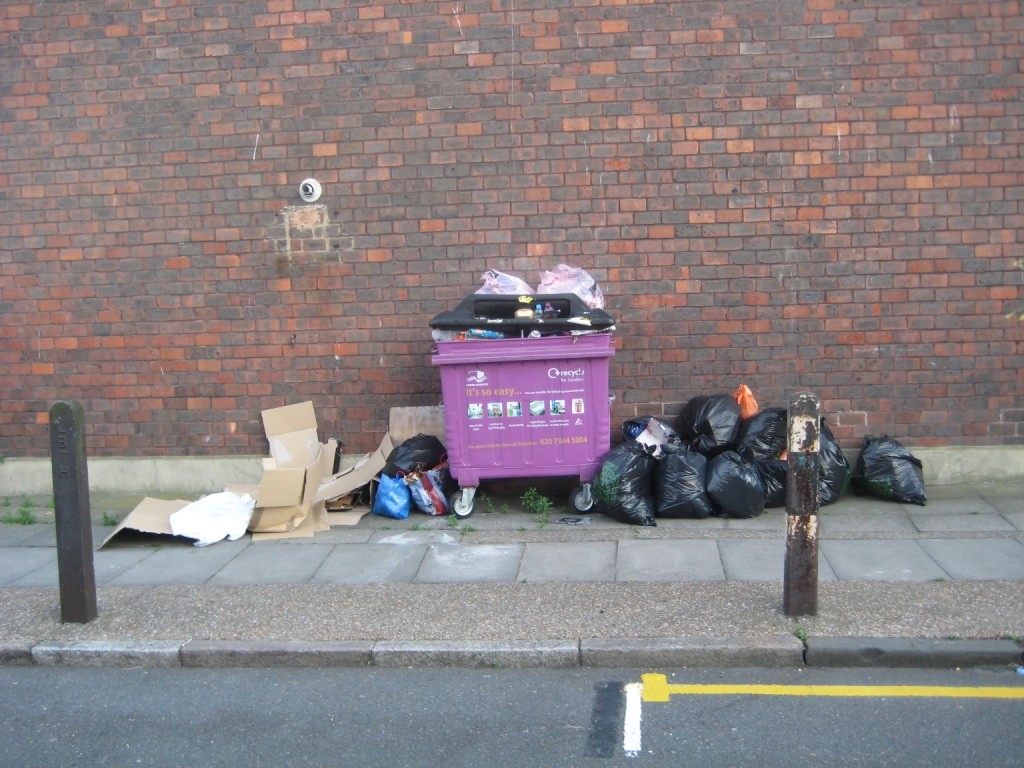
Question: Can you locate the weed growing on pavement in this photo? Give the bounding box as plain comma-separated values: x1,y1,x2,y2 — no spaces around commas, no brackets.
447,514,474,536
2,507,36,525
794,627,808,644
521,488,554,529
101,512,119,527
521,487,553,516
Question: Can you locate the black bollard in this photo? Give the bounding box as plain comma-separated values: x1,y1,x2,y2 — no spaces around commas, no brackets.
49,400,98,624
784,392,820,617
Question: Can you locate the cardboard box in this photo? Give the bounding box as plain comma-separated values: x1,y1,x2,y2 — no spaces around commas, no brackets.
249,402,333,534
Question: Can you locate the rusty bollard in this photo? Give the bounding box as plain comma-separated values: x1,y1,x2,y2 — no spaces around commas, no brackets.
784,392,820,617
50,400,98,624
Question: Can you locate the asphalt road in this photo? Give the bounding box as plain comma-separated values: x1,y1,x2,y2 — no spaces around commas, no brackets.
2,666,1021,767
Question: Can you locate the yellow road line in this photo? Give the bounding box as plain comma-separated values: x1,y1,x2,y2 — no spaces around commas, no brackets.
641,673,1024,703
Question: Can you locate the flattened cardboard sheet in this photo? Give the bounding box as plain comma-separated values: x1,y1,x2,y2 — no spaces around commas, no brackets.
99,497,191,548
388,406,445,445
326,508,371,527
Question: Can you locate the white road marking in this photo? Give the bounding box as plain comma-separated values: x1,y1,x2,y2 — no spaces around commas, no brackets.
623,682,643,757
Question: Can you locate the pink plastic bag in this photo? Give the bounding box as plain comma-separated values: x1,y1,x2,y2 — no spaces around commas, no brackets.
475,269,533,295
536,264,605,309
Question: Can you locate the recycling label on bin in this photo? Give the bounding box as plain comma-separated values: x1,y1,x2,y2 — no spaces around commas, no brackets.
458,361,593,452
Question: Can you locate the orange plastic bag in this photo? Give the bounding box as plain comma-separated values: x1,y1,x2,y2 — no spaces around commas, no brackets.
733,384,759,420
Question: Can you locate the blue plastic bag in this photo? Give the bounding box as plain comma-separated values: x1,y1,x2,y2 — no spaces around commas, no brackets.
372,474,411,520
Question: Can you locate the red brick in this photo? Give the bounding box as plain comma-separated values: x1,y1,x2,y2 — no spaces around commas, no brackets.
0,1,1018,457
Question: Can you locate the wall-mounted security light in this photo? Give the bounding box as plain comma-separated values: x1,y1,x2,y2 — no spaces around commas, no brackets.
299,178,322,203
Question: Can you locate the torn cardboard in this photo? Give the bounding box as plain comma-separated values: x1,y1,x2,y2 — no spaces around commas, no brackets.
315,432,393,504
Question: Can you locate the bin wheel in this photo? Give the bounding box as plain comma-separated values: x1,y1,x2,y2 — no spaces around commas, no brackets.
569,483,595,513
450,488,475,519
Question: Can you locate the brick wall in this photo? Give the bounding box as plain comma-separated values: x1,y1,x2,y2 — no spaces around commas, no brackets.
1,0,1022,457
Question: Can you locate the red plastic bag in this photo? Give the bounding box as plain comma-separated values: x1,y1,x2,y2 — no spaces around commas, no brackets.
406,463,450,516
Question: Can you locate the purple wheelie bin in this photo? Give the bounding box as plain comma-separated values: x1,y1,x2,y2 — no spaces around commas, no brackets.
431,333,615,517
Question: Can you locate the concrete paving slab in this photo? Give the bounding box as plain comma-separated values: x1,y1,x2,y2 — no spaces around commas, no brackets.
446,513,522,531
11,560,58,587
819,511,917,535
616,539,725,582
1002,511,1024,531
908,511,1017,533
910,497,1002,515
93,548,159,586
918,539,1024,580
297,527,375,544
0,526,42,546
14,527,60,548
718,540,838,582
516,541,616,583
206,543,333,585
718,539,786,581
108,539,248,586
723,512,787,532
414,544,523,583
821,540,950,581
982,495,1024,516
657,516,728,531
0,547,54,585
371,530,460,546
311,544,427,584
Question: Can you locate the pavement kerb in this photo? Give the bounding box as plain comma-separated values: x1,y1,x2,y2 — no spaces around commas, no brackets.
802,637,1024,669
3,637,1021,670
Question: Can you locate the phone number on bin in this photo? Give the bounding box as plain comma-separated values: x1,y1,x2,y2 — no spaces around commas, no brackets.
538,436,588,445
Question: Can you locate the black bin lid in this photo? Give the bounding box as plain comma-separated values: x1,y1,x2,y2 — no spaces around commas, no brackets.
428,292,615,331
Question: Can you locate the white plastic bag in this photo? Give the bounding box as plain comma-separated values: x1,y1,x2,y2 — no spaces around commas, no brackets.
475,269,533,295
169,491,255,547
536,264,605,308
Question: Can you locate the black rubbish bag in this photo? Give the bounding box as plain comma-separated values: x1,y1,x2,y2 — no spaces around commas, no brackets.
818,419,850,507
706,451,765,519
383,434,447,477
676,394,741,457
735,407,788,462
654,444,713,519
851,435,927,506
592,442,657,526
756,459,788,509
